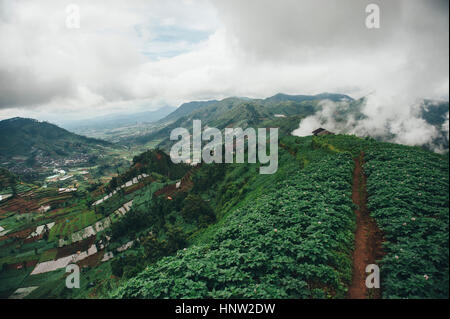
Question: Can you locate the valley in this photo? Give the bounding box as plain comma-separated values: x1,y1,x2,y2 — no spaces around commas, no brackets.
0,94,448,299
0,0,447,306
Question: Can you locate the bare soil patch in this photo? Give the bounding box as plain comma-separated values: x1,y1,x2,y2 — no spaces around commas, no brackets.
347,153,385,299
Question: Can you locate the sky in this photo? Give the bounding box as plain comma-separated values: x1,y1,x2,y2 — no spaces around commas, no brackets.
0,0,448,125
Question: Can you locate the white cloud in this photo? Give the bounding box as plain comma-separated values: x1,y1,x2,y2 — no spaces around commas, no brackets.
292,96,447,152
0,0,448,132
0,0,220,119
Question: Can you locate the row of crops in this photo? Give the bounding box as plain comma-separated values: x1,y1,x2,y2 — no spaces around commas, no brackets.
48,210,102,241
112,152,356,298
364,144,449,298
47,177,165,242
312,134,449,298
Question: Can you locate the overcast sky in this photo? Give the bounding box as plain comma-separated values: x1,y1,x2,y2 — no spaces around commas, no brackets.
0,0,448,122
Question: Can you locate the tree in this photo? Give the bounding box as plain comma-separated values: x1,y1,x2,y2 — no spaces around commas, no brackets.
142,234,167,263
165,225,187,254
181,194,215,226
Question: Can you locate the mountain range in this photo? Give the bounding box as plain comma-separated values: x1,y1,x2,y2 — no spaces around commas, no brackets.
1,93,448,165
0,92,448,300
117,93,448,154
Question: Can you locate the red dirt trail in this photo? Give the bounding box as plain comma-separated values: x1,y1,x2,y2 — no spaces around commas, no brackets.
347,153,384,299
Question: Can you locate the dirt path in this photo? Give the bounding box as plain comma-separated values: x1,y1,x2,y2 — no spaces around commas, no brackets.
347,153,384,299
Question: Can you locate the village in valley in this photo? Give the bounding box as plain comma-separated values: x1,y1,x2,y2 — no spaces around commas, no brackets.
0,144,195,299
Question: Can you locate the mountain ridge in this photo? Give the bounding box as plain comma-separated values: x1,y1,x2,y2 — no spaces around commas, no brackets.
0,117,116,173
130,93,353,147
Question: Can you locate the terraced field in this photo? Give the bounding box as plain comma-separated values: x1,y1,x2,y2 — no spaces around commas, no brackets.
0,135,448,299
0,167,169,298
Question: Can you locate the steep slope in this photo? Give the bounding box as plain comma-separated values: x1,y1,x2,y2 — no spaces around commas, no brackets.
162,100,220,122
104,149,191,193
1,127,447,299
110,135,448,299
112,137,357,299
132,93,347,148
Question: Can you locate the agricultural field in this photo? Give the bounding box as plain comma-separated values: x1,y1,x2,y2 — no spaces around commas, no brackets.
113,150,356,298
0,134,448,300
364,144,449,298
48,210,102,242
0,150,184,298
0,0,448,304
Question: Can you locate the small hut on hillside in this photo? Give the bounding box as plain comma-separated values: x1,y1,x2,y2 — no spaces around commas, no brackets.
312,128,335,136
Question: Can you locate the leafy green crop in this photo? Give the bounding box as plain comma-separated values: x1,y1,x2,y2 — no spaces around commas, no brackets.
112,152,356,299
364,144,449,298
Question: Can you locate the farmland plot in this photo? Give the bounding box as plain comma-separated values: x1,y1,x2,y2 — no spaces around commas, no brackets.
113,153,356,298
364,145,449,298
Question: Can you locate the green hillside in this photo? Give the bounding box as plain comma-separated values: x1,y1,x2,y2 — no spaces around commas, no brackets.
132,93,353,148
0,168,34,195
0,118,112,160
0,97,448,300
105,149,191,193
0,131,448,299
110,135,448,299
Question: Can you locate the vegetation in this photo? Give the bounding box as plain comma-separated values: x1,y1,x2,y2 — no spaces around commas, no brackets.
0,118,112,160
364,144,449,298
112,150,356,298
0,95,448,300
